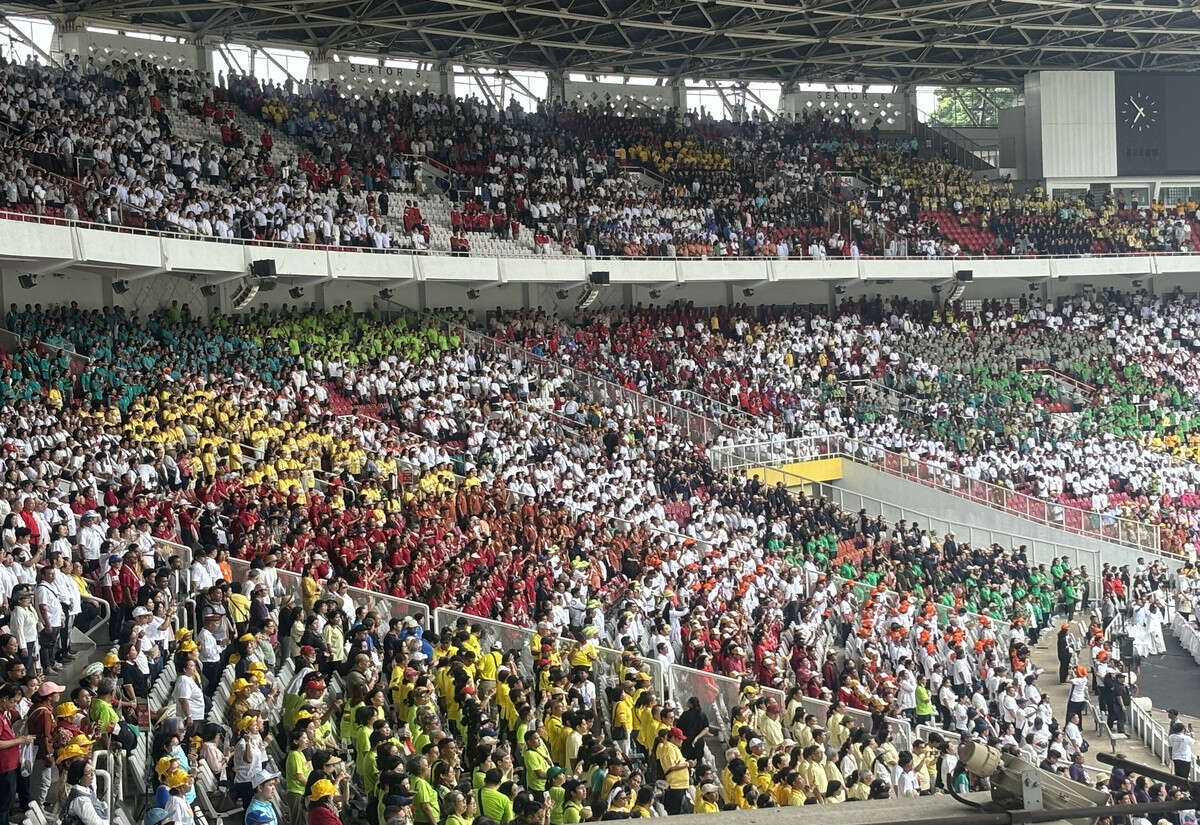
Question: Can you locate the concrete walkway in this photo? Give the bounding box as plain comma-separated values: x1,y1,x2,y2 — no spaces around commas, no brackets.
1026,610,1199,779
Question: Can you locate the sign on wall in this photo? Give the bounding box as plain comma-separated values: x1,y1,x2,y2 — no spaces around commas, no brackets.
57,31,196,68
310,60,436,91
781,91,907,129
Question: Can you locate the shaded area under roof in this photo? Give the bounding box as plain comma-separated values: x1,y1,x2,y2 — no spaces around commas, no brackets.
11,0,1200,85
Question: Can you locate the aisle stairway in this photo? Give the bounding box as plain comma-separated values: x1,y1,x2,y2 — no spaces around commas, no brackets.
1028,613,1198,770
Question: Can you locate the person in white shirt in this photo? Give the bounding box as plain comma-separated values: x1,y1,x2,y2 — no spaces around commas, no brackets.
35,566,65,671
1169,722,1195,778
190,548,215,592
173,657,206,724
1063,713,1085,756
1066,668,1090,722
893,752,920,798
197,611,224,691
63,761,108,825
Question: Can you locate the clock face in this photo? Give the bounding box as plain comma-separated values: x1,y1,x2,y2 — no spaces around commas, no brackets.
1120,91,1159,133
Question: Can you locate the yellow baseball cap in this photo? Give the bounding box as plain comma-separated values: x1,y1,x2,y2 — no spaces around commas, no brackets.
56,744,87,763
156,756,178,776
238,633,256,643
309,779,336,802
55,702,80,718
232,678,251,692
165,769,191,790
180,641,198,653
69,734,96,749
102,652,120,667
246,661,267,672
236,714,260,732
293,710,314,721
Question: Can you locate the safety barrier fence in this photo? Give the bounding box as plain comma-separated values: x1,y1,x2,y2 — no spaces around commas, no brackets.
851,443,1164,556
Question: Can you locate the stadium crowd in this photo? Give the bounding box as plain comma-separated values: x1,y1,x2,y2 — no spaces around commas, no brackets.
0,293,1192,825
0,53,1198,260
0,48,1197,825
488,289,1200,554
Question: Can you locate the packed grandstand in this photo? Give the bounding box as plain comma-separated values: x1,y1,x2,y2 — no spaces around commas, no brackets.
2,22,1200,825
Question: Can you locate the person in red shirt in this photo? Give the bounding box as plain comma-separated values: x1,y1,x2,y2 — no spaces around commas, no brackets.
307,780,343,825
0,685,35,824
117,551,142,636
100,553,124,638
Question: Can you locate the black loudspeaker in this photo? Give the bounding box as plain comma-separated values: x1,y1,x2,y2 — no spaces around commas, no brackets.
1116,633,1134,660
251,259,277,277
589,270,610,285
956,270,974,282
17,274,36,289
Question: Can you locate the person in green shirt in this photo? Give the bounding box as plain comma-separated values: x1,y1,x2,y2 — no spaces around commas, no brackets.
547,766,567,825
444,790,475,825
523,730,552,792
283,728,312,825
478,768,515,824
88,679,121,740
561,779,586,824
410,754,440,825
1062,577,1078,618
914,676,934,725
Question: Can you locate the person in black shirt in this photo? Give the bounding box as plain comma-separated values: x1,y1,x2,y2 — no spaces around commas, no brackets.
676,696,711,763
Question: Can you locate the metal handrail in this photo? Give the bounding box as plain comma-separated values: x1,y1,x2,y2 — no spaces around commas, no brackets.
839,440,1165,557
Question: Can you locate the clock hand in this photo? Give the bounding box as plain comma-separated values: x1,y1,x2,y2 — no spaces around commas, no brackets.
1133,110,1143,123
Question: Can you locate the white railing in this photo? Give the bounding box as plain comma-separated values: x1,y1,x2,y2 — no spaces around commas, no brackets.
1130,698,1173,769
704,436,1108,592
814,472,1104,591
840,441,1165,557
708,436,831,474
93,749,118,825
708,426,1164,558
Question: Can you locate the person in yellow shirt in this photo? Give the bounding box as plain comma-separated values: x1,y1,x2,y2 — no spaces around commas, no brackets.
694,783,721,813
657,728,691,814
542,697,566,765
476,640,503,708
798,746,827,802
723,760,749,809
783,771,807,806
611,682,634,758
845,771,872,801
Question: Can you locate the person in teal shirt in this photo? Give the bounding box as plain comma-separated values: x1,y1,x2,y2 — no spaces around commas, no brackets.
245,768,281,825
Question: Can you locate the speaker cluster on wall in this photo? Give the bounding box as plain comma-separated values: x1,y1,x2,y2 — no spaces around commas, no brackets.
231,279,260,310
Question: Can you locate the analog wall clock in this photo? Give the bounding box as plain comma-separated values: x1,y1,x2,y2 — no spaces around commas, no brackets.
1120,91,1159,132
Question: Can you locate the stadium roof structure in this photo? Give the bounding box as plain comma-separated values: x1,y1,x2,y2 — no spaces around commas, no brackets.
18,0,1200,85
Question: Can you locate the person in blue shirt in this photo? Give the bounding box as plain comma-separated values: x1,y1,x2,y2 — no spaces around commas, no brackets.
245,768,281,825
